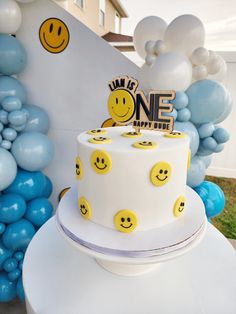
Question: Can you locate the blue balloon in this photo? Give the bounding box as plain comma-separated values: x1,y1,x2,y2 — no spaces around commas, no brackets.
25,197,53,227
2,96,22,112
0,193,26,223
1,140,12,150
9,123,26,132
197,143,213,156
0,110,8,125
8,269,21,282
176,108,191,122
197,123,215,139
19,260,23,270
174,121,199,157
14,251,24,261
2,128,17,141
11,132,54,171
0,273,17,302
186,79,230,124
0,122,3,132
202,137,217,150
8,109,28,126
0,223,6,235
2,219,36,251
3,257,18,273
5,169,47,202
194,181,225,218
187,156,206,187
0,148,17,191
0,242,13,268
213,127,230,143
0,76,27,104
198,155,212,169
16,277,25,301
23,104,50,134
214,143,224,153
41,176,53,198
162,108,177,121
170,91,188,109
0,35,27,75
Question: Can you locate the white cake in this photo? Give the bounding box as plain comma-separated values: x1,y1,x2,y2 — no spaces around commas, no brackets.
76,126,190,232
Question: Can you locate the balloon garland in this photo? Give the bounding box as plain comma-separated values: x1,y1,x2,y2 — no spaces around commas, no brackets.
0,0,53,302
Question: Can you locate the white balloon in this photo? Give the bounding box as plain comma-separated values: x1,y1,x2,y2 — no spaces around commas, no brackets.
145,40,155,54
208,55,227,82
145,54,156,66
207,55,221,74
154,40,166,55
193,65,208,80
138,63,151,92
0,0,22,34
191,47,209,65
164,15,205,56
134,16,167,59
148,52,192,91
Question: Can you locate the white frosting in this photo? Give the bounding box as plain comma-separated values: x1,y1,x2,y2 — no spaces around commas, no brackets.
77,126,190,231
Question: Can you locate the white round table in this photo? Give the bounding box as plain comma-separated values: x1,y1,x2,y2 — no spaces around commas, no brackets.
23,217,236,314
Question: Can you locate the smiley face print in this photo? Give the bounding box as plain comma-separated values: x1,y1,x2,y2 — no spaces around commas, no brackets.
88,137,112,144
122,131,143,138
108,89,135,124
78,197,92,220
90,150,112,174
150,162,172,187
164,131,186,139
114,210,138,233
173,196,186,217
39,18,70,53
87,129,107,135
75,156,83,180
133,141,157,149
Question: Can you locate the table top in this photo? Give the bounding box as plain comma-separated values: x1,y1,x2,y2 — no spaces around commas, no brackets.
23,217,236,314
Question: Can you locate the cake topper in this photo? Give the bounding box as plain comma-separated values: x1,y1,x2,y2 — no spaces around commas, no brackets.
107,76,175,133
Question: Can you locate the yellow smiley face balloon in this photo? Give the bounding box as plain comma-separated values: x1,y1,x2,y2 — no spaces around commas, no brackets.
78,197,92,220
150,162,172,186
39,18,70,53
75,157,83,180
90,150,112,174
108,89,135,124
173,196,186,217
114,210,138,233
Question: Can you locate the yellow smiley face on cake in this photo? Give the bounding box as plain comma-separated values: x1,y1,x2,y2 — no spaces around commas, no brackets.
133,141,157,149
78,197,92,219
122,131,143,138
164,131,186,139
114,210,138,233
88,137,112,144
91,150,112,174
150,162,172,186
108,89,135,123
173,196,186,217
87,129,107,135
75,157,83,180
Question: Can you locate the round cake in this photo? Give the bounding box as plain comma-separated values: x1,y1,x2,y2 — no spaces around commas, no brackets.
76,126,190,232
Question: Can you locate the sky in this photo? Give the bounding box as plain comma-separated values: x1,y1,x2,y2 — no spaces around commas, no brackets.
121,0,236,51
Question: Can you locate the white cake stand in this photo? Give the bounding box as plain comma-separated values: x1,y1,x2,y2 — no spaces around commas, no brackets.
23,217,236,314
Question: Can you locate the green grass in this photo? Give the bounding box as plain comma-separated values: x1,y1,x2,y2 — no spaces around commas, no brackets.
206,176,236,239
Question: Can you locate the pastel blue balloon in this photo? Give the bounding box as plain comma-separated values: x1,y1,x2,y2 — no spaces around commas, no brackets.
0,242,13,268
14,251,24,261
0,35,27,75
198,155,212,169
23,104,50,134
176,108,191,122
25,197,53,227
214,143,224,153
0,148,17,191
8,109,28,126
11,132,54,171
174,121,199,157
0,273,17,302
170,91,188,109
2,96,22,112
214,93,233,124
187,156,206,187
0,223,6,235
9,123,26,132
2,128,17,141
202,137,217,150
16,277,25,301
0,76,27,104
1,140,12,150
186,79,230,124
3,257,18,273
41,176,53,198
5,169,47,201
0,122,3,132
0,193,26,223
2,219,36,251
213,127,230,143
162,108,177,121
197,123,215,139
0,110,8,125
8,269,21,282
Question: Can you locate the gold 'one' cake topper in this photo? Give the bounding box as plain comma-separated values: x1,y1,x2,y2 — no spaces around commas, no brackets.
107,76,175,133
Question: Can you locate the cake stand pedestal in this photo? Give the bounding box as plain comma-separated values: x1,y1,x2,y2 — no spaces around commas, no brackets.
23,217,236,314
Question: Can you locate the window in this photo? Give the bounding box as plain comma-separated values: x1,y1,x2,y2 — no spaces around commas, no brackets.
99,0,105,27
115,12,120,33
74,0,84,9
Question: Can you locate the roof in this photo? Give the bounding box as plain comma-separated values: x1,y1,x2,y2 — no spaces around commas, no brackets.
102,32,133,42
110,0,129,18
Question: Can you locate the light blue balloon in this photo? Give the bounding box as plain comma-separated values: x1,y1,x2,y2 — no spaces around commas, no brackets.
2,96,22,112
214,143,224,153
176,108,191,122
0,110,8,125
202,137,217,150
5,169,47,202
16,277,25,301
198,155,212,169
0,223,6,235
0,242,13,268
0,76,27,104
11,132,54,171
19,260,23,270
41,176,53,198
0,148,17,191
0,135,2,144
0,35,27,75
0,122,3,132
0,273,17,302
9,124,26,132
187,156,206,187
8,269,21,282
174,121,199,157
197,123,215,139
2,219,36,251
23,104,50,134
170,91,188,109
213,127,230,143
1,140,12,150
3,257,18,273
8,109,28,126
2,128,17,141
25,197,53,227
186,79,230,124
162,108,177,121
13,251,24,261
0,193,26,223
197,143,213,156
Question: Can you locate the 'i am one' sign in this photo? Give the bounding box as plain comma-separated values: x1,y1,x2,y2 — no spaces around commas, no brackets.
107,76,175,132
